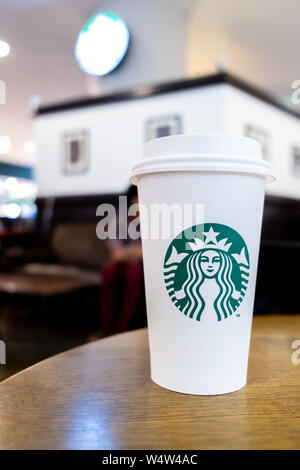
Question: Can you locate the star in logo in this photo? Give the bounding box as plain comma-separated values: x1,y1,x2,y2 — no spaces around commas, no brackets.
203,227,220,244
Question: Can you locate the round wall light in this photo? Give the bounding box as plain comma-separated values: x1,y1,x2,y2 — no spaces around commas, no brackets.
75,11,130,76
0,40,10,58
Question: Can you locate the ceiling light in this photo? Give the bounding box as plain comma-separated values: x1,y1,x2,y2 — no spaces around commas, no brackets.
3,203,21,219
4,177,19,192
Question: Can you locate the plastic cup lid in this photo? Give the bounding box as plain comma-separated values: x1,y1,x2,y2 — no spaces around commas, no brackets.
131,134,274,185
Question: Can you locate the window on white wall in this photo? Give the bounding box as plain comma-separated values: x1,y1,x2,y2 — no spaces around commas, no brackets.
62,130,89,175
145,114,182,142
244,124,269,161
291,146,300,177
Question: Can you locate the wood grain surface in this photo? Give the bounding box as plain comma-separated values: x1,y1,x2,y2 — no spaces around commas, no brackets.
0,315,299,450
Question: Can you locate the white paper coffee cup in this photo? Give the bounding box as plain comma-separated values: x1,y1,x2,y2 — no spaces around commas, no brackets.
131,134,273,395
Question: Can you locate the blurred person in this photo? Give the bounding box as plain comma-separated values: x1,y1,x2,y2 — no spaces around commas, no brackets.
99,185,144,336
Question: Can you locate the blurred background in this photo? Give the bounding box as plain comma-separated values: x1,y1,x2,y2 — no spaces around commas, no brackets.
0,0,300,380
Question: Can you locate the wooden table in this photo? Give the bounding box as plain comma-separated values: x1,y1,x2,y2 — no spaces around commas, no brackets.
0,315,299,450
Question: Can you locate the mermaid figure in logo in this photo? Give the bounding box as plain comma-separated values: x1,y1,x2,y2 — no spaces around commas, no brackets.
180,248,240,321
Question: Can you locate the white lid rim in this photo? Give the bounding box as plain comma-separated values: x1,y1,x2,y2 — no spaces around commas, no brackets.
131,154,274,185
131,165,274,185
132,153,272,171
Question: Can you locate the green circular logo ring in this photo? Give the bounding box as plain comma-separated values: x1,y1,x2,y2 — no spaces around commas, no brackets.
163,223,250,322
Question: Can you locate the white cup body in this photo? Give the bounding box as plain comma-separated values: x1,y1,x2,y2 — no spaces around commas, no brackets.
137,171,266,395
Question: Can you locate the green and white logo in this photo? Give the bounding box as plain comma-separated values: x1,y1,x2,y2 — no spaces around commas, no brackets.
163,223,250,322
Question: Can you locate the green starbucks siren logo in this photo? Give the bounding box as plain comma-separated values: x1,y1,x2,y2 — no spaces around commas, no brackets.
163,223,250,322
